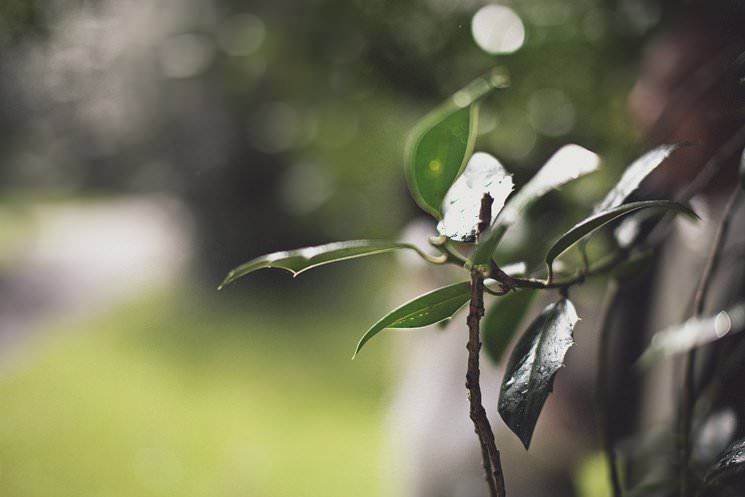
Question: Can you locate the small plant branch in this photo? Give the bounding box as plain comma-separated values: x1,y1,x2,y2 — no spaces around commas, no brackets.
491,250,627,292
595,281,623,497
680,186,741,497
467,193,506,497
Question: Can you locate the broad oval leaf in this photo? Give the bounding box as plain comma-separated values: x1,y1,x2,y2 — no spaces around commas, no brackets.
471,144,600,266
705,437,745,488
638,303,745,368
498,298,579,449
354,282,471,357
219,240,423,289
545,200,698,280
405,71,509,219
482,289,537,365
594,145,678,213
437,152,514,241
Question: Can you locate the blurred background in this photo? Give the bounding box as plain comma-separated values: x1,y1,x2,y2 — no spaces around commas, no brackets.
0,0,740,496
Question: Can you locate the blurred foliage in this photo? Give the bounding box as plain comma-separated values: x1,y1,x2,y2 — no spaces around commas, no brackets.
0,0,699,282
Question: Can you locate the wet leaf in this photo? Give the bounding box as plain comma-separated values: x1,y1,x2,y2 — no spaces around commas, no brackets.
437,152,514,241
498,298,579,449
594,145,678,213
638,303,745,368
545,200,698,280
471,144,599,266
482,290,537,365
354,282,471,357
219,240,424,289
704,437,745,488
406,71,509,219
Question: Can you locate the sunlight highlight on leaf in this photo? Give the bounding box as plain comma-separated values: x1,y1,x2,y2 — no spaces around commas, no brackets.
471,144,599,266
437,152,514,241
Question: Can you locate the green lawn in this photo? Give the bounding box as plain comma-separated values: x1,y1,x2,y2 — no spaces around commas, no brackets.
0,279,395,497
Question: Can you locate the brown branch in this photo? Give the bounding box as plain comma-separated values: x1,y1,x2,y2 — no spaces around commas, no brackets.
467,193,506,497
595,281,623,497
680,186,742,497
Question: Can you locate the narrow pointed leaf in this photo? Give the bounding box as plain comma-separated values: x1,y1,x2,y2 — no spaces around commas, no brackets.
219,240,424,289
498,298,579,449
594,145,678,213
471,144,599,265
437,152,514,241
406,71,509,219
545,200,698,279
705,437,745,487
638,303,745,368
482,289,538,365
354,282,471,357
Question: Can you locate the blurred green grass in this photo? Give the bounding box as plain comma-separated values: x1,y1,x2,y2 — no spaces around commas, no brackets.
0,279,396,497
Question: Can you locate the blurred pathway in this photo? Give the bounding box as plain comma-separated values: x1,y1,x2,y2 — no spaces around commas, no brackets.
0,195,192,347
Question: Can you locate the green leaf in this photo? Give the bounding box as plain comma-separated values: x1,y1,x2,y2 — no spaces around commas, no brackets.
637,303,745,368
219,240,424,289
405,70,509,219
471,144,599,266
482,290,537,365
498,298,579,449
740,147,745,190
437,152,514,241
594,145,678,213
354,282,471,357
580,144,677,257
705,437,745,488
545,200,698,281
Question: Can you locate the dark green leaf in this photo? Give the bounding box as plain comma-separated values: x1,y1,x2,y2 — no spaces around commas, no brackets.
705,437,745,488
405,71,509,219
545,200,698,281
471,144,599,266
482,290,537,365
437,152,514,241
638,303,745,368
219,240,424,289
498,298,579,449
354,282,471,357
594,145,678,213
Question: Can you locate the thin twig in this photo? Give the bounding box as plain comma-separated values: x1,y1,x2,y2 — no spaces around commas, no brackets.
595,281,623,497
466,193,506,497
680,186,742,497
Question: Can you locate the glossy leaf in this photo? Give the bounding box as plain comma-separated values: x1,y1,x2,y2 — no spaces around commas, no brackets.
354,282,471,357
405,71,509,219
704,437,745,487
545,200,698,280
437,152,514,241
594,145,677,213
219,240,423,289
638,303,745,368
498,298,579,449
471,144,599,266
482,290,537,365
